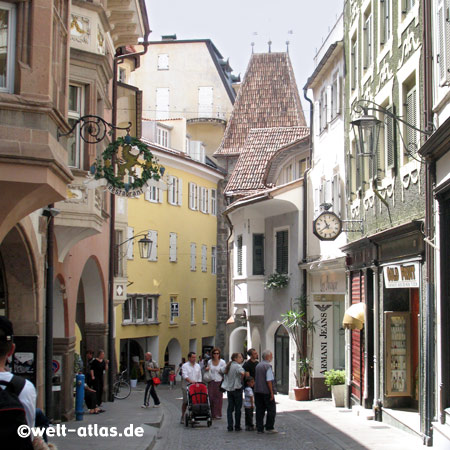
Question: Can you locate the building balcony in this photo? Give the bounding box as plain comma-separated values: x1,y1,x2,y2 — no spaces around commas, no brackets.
54,170,106,262
233,276,265,317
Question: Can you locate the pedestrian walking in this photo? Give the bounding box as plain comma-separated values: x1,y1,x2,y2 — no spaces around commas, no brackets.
204,347,225,419
244,377,255,430
221,352,245,432
90,349,108,407
243,348,259,379
254,349,277,434
169,370,175,389
142,352,161,408
85,350,94,387
180,352,202,424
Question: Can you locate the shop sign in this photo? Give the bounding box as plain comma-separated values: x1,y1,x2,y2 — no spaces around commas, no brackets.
311,272,345,293
93,136,164,197
383,262,420,288
312,303,333,376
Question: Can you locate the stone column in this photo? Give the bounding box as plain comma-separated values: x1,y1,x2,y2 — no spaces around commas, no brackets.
53,336,76,421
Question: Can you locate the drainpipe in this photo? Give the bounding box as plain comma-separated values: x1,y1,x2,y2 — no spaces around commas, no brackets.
372,264,380,419
224,211,234,360
302,86,313,394
45,204,55,419
422,0,435,445
108,39,151,402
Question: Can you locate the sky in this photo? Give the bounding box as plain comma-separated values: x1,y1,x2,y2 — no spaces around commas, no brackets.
145,0,344,119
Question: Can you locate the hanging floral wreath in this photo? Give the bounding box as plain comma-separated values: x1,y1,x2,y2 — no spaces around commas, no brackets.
93,136,165,191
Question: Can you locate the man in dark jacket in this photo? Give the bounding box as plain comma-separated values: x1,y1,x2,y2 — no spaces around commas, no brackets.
254,349,277,434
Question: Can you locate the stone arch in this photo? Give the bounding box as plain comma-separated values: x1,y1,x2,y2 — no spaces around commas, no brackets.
165,338,181,367
0,224,39,334
80,256,105,323
229,326,247,356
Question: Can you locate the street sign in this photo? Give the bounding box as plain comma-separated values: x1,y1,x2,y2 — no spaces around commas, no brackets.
170,302,179,317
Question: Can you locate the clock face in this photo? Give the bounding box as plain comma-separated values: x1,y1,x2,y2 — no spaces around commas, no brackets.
313,212,342,241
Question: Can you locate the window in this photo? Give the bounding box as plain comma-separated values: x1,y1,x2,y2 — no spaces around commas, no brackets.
68,85,84,168
147,230,158,261
185,136,191,153
135,297,144,323
199,187,208,213
145,183,162,203
298,158,307,178
202,298,207,322
168,176,182,206
437,0,450,85
156,126,170,147
380,0,391,45
122,296,158,323
145,297,157,322
284,164,293,183
114,230,123,277
332,174,341,216
210,189,217,215
320,88,327,132
253,234,264,275
404,84,417,162
188,141,205,163
190,298,196,323
351,35,358,91
0,2,15,93
275,230,288,274
402,0,415,14
170,296,178,323
189,182,198,210
331,72,340,119
363,10,373,70
123,299,132,322
237,235,243,276
211,246,217,274
118,67,126,83
190,243,197,271
156,88,169,120
157,54,169,70
201,245,207,272
198,86,213,117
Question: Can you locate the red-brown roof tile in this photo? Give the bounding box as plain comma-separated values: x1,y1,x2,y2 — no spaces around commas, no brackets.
215,52,306,156
225,126,309,194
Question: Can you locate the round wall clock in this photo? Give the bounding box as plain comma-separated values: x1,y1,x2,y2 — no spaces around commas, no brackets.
313,211,342,241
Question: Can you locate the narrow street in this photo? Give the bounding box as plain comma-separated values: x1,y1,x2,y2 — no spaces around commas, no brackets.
155,386,423,450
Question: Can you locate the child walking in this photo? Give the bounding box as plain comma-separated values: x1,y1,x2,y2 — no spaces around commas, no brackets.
169,370,175,389
244,377,255,431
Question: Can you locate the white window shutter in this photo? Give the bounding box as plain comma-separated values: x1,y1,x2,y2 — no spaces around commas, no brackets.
144,187,150,202
199,187,204,212
201,245,207,272
148,230,158,261
326,86,332,123
194,185,198,210
127,227,134,259
177,178,183,206
189,183,194,209
158,188,163,203
336,76,341,114
314,101,320,136
156,88,169,120
169,232,177,262
190,243,196,271
205,188,209,213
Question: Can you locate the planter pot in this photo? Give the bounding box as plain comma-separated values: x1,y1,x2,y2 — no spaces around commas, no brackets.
331,384,346,407
130,379,138,388
293,387,310,401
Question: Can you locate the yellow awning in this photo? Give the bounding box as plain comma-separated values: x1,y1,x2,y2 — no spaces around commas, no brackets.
342,302,366,330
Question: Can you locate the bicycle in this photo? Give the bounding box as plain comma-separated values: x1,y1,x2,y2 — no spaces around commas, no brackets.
113,369,131,400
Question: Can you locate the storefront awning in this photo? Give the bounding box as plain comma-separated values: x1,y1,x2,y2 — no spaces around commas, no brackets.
343,302,366,330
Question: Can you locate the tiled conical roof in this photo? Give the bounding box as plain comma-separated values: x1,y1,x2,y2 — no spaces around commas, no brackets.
215,52,306,156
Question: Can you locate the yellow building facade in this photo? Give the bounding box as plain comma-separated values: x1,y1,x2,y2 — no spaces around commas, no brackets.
115,143,223,378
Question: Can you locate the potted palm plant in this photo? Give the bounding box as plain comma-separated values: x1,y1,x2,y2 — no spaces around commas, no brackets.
281,298,317,401
324,369,346,407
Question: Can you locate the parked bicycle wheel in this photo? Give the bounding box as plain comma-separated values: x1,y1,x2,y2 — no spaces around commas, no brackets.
113,380,131,399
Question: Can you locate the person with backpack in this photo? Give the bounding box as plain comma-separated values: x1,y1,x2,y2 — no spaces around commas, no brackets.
0,316,37,449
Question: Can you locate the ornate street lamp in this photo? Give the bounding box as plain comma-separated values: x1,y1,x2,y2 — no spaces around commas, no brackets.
117,233,153,260
350,100,432,158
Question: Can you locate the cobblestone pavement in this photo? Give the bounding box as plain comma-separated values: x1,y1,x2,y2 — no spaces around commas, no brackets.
155,386,423,450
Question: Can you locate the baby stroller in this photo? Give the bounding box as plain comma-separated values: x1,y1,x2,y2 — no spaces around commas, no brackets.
185,382,212,427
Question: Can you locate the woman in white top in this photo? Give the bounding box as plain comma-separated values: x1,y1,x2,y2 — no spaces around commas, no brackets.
204,347,226,419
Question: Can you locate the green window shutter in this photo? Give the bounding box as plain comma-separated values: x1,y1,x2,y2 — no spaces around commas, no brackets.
253,234,264,275
276,230,288,274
